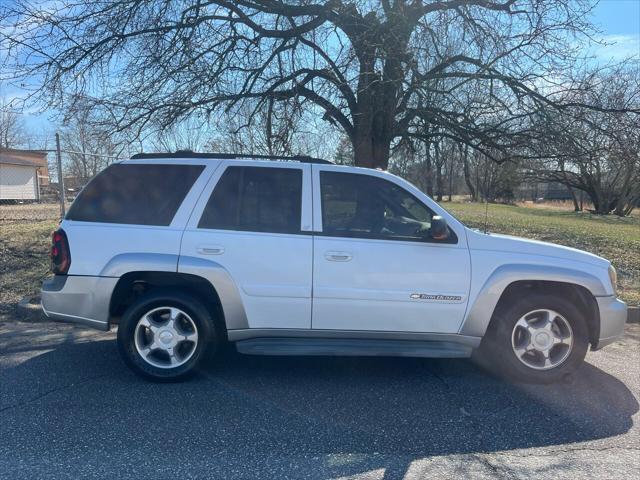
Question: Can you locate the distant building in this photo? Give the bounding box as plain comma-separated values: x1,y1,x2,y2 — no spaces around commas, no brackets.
0,148,50,201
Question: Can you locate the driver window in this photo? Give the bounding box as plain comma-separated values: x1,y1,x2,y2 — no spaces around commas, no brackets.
320,171,441,242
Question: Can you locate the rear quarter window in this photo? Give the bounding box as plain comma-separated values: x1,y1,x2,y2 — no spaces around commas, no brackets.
66,163,204,225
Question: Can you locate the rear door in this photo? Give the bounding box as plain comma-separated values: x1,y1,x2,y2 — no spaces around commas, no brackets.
180,161,313,329
311,166,471,333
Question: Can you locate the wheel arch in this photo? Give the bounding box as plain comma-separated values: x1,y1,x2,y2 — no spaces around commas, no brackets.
461,264,604,346
102,250,249,335
177,255,249,331
109,271,229,339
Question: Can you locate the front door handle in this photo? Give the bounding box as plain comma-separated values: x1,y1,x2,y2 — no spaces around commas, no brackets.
325,251,352,262
197,245,225,255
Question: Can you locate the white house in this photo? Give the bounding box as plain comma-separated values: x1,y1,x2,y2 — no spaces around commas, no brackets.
0,148,49,201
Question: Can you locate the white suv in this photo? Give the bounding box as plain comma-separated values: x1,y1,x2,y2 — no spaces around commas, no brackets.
41,152,627,382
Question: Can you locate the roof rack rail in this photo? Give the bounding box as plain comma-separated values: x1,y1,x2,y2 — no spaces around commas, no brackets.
130,150,334,164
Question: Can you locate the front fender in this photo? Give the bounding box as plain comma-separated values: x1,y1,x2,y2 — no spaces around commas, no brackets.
459,264,607,337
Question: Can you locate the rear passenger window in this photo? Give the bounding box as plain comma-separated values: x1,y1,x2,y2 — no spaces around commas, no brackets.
66,164,204,225
199,166,302,234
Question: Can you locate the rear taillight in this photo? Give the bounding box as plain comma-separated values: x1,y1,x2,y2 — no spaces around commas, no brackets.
51,229,71,275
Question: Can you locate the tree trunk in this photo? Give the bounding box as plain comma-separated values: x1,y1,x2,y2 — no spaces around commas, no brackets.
614,170,636,217
475,158,481,202
351,52,393,170
352,131,375,168
351,95,391,169
424,142,434,197
435,141,443,201
613,193,629,217
568,187,581,212
352,134,390,169
462,145,476,201
623,195,638,216
589,187,611,215
448,153,455,202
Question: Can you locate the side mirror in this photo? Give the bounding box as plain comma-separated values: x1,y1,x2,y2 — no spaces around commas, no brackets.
430,216,449,241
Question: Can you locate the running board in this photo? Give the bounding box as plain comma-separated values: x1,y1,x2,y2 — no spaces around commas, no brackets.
234,337,473,358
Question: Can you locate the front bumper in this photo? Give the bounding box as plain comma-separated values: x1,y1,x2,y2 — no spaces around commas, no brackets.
41,275,118,331
593,296,627,350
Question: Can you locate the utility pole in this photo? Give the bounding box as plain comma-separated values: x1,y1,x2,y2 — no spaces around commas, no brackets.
55,133,65,218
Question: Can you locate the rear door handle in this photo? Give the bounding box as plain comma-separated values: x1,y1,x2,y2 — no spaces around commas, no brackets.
197,245,225,255
325,251,352,262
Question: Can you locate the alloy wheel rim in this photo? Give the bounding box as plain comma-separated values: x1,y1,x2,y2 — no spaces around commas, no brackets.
134,306,198,369
511,309,573,371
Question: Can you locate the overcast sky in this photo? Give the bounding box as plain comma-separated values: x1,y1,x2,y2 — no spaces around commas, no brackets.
1,0,638,141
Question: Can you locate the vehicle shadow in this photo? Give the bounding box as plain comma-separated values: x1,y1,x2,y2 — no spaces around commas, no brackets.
1,336,637,479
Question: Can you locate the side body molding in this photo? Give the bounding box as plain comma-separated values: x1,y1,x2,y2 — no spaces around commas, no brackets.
178,255,249,330
100,253,179,277
460,264,607,337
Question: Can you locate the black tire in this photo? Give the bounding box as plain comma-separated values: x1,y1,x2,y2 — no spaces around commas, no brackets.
117,289,219,382
475,293,589,384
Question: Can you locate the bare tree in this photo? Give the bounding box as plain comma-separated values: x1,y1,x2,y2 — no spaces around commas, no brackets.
61,100,128,184
150,117,214,153
2,0,624,169
527,66,640,216
0,98,25,148
207,97,338,158
212,100,302,156
458,148,519,202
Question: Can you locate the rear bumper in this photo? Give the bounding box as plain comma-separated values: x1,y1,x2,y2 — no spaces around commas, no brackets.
41,275,118,331
593,296,627,350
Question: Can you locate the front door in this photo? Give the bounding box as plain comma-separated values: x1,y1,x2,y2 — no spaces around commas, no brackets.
311,166,471,333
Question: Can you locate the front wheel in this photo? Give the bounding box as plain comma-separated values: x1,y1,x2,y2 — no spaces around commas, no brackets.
477,294,589,383
117,290,218,382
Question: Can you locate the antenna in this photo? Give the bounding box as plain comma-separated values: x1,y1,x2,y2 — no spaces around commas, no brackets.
483,196,489,234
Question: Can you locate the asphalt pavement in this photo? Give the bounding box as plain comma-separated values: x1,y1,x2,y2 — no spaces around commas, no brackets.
1,320,638,479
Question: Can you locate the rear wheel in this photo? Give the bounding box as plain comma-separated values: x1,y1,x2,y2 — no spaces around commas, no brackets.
477,294,589,383
117,290,219,382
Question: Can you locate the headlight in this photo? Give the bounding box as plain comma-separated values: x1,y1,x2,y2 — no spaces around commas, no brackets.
608,265,618,295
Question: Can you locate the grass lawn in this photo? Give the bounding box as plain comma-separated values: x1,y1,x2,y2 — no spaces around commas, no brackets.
445,202,640,306
0,204,58,317
1,202,638,319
